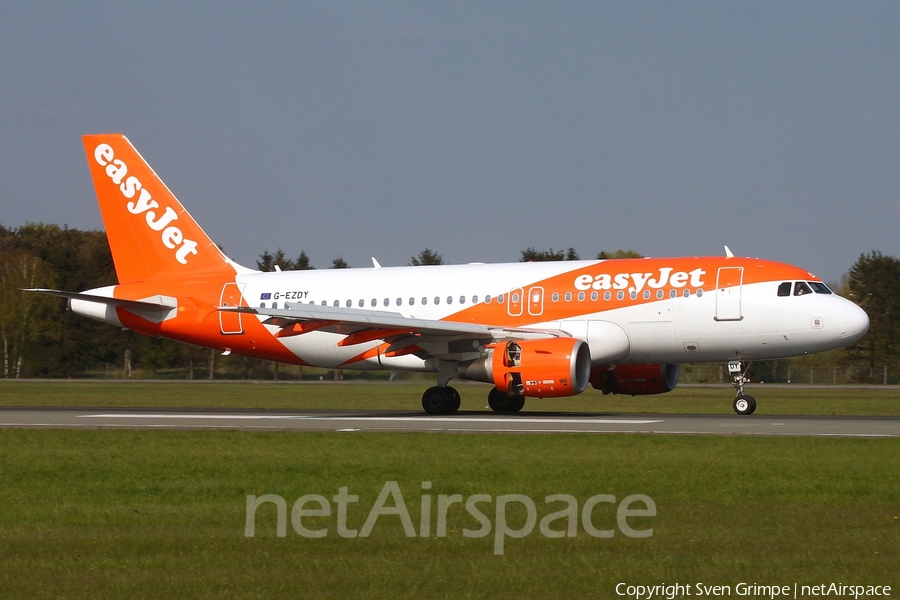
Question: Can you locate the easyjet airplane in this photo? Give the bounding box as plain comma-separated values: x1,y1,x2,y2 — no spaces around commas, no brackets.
28,134,869,415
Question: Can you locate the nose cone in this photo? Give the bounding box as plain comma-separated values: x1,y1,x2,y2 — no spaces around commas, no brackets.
839,301,869,344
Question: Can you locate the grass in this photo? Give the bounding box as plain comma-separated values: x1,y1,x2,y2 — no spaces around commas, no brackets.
0,382,898,597
1,430,898,599
1,379,899,416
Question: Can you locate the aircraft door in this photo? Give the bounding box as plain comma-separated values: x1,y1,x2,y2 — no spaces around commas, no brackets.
715,267,743,321
527,286,544,316
219,282,246,334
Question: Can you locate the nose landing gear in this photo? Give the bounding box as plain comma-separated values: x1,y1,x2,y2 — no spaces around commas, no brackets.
729,360,756,415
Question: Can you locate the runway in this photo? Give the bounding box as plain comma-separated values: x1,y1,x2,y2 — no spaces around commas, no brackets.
1,407,898,437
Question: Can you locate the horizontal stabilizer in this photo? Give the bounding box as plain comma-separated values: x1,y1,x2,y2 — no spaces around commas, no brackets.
22,289,176,312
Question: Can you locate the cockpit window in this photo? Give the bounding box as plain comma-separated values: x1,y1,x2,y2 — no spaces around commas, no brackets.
794,282,813,296
777,282,792,297
809,282,832,294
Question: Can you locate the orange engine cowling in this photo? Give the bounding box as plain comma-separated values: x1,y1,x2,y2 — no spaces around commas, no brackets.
458,338,592,398
590,363,681,396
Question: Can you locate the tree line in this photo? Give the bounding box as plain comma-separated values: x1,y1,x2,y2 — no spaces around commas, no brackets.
254,246,644,271
1,223,896,383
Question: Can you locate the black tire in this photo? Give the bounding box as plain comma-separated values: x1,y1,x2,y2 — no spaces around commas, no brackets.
733,394,757,415
487,387,526,413
422,386,461,415
422,386,450,415
446,386,461,414
746,395,757,414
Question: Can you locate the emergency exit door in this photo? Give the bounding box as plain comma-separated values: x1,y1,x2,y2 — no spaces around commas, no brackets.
527,286,544,316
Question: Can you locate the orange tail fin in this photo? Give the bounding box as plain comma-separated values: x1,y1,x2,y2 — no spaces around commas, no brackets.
83,134,234,284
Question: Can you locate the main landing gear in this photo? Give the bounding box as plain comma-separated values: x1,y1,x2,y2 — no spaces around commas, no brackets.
487,387,525,413
729,360,757,416
422,361,463,415
421,386,461,415
421,385,527,415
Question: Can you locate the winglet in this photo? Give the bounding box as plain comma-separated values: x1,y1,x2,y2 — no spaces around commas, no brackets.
724,245,735,258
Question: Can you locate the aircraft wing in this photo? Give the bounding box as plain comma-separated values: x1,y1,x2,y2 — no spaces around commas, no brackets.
222,303,563,360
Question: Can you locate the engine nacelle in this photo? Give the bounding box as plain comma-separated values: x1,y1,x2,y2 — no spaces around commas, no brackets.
458,338,592,398
590,363,681,396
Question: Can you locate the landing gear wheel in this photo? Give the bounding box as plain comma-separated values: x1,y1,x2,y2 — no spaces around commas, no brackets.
728,360,757,415
446,386,461,413
507,395,525,413
487,387,526,413
733,394,757,415
422,386,460,415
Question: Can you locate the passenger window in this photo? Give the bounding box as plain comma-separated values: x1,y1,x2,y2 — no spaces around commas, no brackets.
697,289,703,297
565,292,572,302
777,282,792,297
383,298,389,307
511,293,519,303
498,294,504,303
260,302,266,308
794,282,812,296
460,296,466,304
605,291,611,301
577,292,585,301
447,296,453,305
434,297,440,305
552,292,560,302
397,298,402,306
272,302,278,309
358,299,364,307
669,289,677,299
617,291,624,300
422,297,428,305
810,282,832,294
321,300,327,306
630,291,637,300
591,291,598,301
643,290,651,299
485,295,492,304
409,298,415,306
346,300,352,307
656,290,664,299
472,295,479,304
683,289,690,298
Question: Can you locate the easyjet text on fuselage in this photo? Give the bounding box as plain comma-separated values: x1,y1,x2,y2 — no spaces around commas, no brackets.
574,267,706,294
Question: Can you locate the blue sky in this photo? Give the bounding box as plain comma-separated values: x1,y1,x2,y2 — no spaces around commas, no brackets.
2,2,898,282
